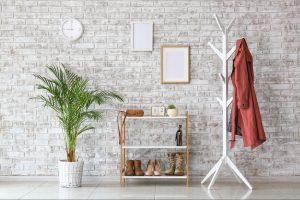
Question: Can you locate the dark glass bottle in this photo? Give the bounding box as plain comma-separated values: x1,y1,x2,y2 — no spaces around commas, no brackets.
175,125,183,146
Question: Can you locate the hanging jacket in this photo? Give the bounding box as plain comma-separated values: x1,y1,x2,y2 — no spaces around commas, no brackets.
230,38,266,149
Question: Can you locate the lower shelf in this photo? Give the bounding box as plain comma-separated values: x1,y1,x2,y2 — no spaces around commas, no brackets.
122,176,187,179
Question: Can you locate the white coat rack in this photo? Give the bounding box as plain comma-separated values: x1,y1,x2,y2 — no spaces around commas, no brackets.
201,14,253,190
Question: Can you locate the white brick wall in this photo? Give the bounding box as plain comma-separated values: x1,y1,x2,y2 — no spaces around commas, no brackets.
0,0,299,176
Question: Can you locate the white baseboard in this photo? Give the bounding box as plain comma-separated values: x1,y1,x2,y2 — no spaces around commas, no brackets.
0,175,299,182
0,176,119,182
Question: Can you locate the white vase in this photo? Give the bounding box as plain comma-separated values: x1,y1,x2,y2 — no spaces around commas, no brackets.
58,160,84,188
167,109,178,117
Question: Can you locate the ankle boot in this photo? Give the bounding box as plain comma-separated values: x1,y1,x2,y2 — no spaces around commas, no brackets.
125,160,134,176
174,153,184,176
154,160,161,176
145,160,155,176
165,153,175,176
134,160,144,176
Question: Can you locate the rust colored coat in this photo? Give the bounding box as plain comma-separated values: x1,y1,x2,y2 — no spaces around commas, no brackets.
230,38,266,149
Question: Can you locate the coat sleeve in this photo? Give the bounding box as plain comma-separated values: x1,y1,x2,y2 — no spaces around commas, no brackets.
235,50,250,109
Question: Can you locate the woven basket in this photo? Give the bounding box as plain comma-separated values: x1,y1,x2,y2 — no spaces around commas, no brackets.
58,160,84,188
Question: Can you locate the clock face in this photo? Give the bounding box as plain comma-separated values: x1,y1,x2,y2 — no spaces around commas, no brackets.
61,18,83,41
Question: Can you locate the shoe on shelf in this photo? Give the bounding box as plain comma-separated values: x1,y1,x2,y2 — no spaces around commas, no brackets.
165,153,175,176
125,160,135,176
134,160,144,176
145,160,155,176
154,160,161,176
174,153,184,176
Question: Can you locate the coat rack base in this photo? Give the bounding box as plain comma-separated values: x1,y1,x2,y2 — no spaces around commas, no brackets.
201,155,253,190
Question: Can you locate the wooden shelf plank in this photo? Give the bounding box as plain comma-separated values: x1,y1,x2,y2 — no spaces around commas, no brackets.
123,146,187,149
122,176,187,179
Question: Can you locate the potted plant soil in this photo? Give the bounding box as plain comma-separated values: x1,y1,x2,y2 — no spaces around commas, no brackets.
33,64,123,187
167,104,178,117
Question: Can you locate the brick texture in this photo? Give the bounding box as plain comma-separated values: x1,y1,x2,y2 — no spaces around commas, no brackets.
0,0,299,176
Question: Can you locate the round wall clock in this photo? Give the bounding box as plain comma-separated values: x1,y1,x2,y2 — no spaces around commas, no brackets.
61,18,83,41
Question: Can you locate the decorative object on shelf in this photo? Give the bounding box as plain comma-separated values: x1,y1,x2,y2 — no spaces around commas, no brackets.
33,64,123,187
131,22,153,51
167,104,178,117
61,18,83,41
151,106,165,116
175,125,183,146
126,109,144,117
161,45,190,84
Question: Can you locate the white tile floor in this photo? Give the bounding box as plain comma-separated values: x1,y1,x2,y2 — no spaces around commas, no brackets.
0,177,300,199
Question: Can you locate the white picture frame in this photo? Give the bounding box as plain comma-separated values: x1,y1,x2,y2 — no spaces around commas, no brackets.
161,45,190,84
131,22,153,51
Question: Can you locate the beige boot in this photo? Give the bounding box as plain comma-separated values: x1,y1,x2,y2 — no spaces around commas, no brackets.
145,160,155,176
154,160,161,176
174,153,184,176
165,153,175,176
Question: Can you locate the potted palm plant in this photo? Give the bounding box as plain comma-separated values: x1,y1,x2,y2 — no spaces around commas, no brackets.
33,64,123,187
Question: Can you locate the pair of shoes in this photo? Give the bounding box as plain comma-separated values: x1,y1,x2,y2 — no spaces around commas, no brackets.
165,152,184,176
125,160,144,176
145,160,161,176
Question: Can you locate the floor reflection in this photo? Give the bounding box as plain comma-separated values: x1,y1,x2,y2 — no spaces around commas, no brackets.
201,184,252,199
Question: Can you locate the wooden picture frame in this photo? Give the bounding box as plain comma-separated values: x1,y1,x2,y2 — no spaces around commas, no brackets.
160,45,190,84
131,22,153,51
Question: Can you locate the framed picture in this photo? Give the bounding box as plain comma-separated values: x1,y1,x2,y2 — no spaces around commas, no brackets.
151,106,165,116
160,45,190,84
131,22,153,51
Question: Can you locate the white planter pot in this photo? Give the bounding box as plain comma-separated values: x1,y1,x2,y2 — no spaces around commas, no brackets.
167,109,178,117
58,160,84,188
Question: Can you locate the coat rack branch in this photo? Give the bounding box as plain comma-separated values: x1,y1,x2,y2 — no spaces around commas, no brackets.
208,42,222,59
227,46,236,60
